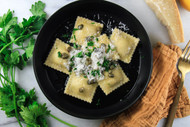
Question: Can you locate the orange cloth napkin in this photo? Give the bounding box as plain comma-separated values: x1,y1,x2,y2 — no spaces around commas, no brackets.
100,42,190,127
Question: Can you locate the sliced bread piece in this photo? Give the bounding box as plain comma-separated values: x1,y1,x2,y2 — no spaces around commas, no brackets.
145,0,184,43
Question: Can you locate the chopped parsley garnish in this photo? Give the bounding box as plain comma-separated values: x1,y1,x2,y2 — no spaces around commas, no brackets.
106,44,116,53
84,75,87,78
87,48,93,52
93,47,96,51
87,41,94,46
57,51,62,58
69,62,75,72
91,22,95,24
97,61,101,66
102,58,110,71
73,43,79,49
91,70,100,77
62,34,69,38
74,68,77,70
85,52,92,57
70,62,75,67
106,44,111,53
70,56,75,61
73,35,77,41
72,28,79,34
111,48,116,51
91,70,96,77
96,38,99,42
96,70,100,76
76,51,83,58
85,47,96,57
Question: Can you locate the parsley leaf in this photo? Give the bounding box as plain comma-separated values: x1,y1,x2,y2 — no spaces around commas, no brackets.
0,1,47,70
76,51,83,58
91,70,100,77
73,35,77,41
0,85,15,117
102,58,110,71
85,52,92,57
20,102,50,127
30,1,46,18
25,38,35,59
4,51,20,65
106,44,111,53
0,9,13,28
97,61,101,66
87,41,94,46
91,70,96,77
73,43,80,49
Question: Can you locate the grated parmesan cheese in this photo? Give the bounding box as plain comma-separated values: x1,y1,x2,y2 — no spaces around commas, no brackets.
65,37,117,82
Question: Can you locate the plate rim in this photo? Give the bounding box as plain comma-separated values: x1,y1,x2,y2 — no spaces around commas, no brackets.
33,0,153,119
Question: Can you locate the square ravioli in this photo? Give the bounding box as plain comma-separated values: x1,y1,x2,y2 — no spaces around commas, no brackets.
64,72,98,103
98,34,120,60
44,38,71,75
70,16,103,45
110,28,139,63
98,65,129,95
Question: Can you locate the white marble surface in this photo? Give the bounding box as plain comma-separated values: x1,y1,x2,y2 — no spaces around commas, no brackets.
0,0,190,127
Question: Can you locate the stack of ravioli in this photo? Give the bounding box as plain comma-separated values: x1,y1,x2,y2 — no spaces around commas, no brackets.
44,16,139,103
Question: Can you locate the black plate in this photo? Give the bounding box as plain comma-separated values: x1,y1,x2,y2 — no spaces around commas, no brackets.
33,0,152,119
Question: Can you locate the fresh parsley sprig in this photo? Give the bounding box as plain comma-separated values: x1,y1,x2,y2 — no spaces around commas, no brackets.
0,1,76,127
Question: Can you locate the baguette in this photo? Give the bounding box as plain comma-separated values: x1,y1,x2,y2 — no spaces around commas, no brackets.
145,0,184,43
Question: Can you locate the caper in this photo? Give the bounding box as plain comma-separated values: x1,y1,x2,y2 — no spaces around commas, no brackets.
67,46,72,52
78,24,84,30
97,27,102,32
108,70,114,78
79,87,85,93
110,65,115,70
108,73,114,78
111,61,118,67
62,53,69,59
82,70,86,75
68,66,72,72
100,43,106,48
86,36,94,42
87,79,97,84
85,58,92,65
